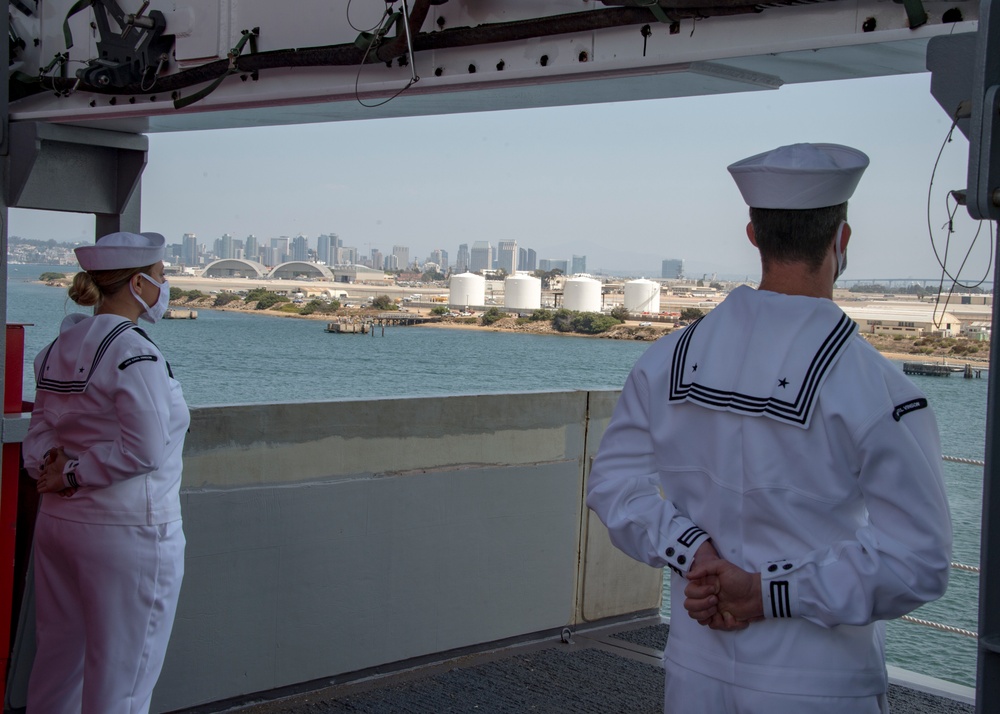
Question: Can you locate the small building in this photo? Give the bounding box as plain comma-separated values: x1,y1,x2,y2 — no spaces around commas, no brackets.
961,321,991,341
842,306,961,338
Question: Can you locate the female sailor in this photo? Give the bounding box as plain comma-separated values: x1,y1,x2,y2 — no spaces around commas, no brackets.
22,231,189,714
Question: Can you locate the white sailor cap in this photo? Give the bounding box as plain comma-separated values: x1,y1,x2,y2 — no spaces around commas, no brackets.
728,143,869,210
75,232,165,271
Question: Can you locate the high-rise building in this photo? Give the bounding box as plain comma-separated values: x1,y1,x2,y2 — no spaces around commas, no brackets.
392,245,410,271
244,234,259,263
317,234,339,265
571,255,587,275
455,244,470,273
217,233,234,260
384,254,399,271
271,237,290,264
292,234,309,261
371,248,383,271
497,240,518,274
519,247,538,273
337,246,358,265
539,259,569,274
182,233,198,267
470,241,492,273
430,249,449,271
661,258,684,279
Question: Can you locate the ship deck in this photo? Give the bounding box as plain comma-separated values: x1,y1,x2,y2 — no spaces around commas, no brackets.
171,620,975,714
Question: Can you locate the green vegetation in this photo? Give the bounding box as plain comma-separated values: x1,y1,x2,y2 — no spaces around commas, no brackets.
213,293,240,307
430,306,449,316
480,307,506,326
570,312,622,334
253,292,288,310
609,306,630,321
527,308,553,322
552,309,622,335
169,287,207,302
848,283,950,297
243,287,272,303
371,295,397,310
39,272,66,281
532,268,564,290
299,299,339,315
680,307,705,321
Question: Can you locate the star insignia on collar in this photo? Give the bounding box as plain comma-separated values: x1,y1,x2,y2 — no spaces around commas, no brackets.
79,367,85,373
692,363,698,372
778,378,789,388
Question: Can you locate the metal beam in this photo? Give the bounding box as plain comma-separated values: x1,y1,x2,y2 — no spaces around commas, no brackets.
973,3,1000,712
6,122,147,216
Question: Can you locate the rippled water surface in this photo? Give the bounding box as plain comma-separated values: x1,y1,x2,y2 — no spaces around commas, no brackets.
7,265,986,688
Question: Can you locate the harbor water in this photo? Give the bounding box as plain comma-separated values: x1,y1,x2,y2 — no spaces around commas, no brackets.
5,265,985,689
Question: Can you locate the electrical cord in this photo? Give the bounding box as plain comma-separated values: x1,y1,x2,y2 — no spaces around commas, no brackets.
926,106,994,328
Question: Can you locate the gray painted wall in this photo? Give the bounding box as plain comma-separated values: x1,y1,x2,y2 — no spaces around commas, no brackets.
4,391,664,712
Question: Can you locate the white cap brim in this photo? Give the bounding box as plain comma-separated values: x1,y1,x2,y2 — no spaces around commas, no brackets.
728,143,869,209
75,232,166,270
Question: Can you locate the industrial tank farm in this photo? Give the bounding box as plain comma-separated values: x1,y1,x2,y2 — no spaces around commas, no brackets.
624,279,660,315
449,273,486,307
504,273,542,311
563,276,602,313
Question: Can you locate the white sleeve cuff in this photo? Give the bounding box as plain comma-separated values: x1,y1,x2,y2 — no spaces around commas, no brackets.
62,460,80,489
664,526,711,577
762,559,798,619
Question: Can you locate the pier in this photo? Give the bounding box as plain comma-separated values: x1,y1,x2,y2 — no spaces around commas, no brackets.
374,312,439,326
325,320,369,334
903,363,988,379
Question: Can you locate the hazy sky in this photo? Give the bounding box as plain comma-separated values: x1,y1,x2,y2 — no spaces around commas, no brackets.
8,71,991,284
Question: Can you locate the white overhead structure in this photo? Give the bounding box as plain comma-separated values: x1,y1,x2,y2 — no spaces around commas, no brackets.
6,1,977,134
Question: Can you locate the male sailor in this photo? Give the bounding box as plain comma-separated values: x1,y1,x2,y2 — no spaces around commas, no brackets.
586,143,952,713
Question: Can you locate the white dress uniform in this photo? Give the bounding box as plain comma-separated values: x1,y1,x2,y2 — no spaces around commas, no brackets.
22,311,190,714
586,286,953,711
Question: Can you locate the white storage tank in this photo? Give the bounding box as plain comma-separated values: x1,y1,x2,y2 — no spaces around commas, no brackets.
624,279,661,315
563,276,602,313
504,273,542,311
449,272,486,307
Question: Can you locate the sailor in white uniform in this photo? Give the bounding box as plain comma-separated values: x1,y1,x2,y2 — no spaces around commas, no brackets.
586,144,952,713
22,232,189,714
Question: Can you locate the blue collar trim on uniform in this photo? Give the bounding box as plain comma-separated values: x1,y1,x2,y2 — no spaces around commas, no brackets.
36,319,136,394
668,312,857,427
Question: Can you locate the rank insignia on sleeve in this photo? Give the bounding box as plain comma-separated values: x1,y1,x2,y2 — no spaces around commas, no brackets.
118,354,158,370
892,398,928,422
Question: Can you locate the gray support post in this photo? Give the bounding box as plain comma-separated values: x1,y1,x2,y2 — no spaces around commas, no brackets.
979,240,1000,713
96,180,142,237
960,3,1000,711
1,3,10,417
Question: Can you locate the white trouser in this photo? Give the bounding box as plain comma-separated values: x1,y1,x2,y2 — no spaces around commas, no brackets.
27,513,185,714
664,660,889,714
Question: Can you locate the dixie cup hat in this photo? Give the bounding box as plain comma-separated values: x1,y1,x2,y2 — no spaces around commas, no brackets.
727,143,869,210
75,232,166,271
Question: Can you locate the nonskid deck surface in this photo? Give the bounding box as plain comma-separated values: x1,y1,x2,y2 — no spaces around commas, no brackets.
186,624,973,714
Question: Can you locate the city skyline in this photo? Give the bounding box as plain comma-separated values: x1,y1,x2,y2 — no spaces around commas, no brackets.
6,72,990,284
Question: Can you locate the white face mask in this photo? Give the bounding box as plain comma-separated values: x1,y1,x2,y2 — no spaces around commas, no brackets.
130,273,170,324
833,221,848,279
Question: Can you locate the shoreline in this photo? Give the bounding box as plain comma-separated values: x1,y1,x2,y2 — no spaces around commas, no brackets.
35,278,992,364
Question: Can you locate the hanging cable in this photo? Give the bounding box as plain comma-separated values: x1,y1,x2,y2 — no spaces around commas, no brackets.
925,105,994,329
